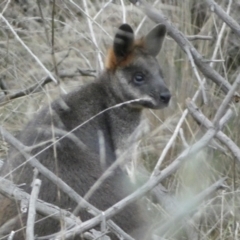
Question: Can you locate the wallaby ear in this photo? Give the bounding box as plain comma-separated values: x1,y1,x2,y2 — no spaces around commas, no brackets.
113,24,134,60
144,24,166,56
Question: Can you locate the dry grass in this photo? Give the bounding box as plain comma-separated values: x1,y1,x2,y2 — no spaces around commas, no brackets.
1,0,240,239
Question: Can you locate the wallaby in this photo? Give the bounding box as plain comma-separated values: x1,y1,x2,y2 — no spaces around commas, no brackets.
0,23,170,239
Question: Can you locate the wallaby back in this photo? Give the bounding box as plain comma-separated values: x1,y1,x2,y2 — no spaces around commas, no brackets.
0,23,170,240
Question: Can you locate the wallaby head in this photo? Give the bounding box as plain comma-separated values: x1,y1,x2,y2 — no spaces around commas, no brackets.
105,23,171,109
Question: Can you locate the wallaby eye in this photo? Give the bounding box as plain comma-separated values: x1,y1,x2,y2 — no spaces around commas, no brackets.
133,73,145,84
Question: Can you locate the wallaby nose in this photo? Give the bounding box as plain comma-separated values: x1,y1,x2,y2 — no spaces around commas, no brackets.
160,91,171,104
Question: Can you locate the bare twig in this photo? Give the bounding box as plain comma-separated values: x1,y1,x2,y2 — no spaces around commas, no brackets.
7,231,15,240
77,68,96,77
0,215,22,238
151,109,188,177
186,35,213,41
26,179,42,240
51,0,59,77
203,59,224,63
120,0,126,23
210,0,232,70
185,47,207,104
81,0,104,70
135,0,159,35
213,73,240,125
0,0,10,15
93,0,113,20
36,0,50,45
186,99,240,162
218,109,233,129
179,128,189,149
205,0,240,38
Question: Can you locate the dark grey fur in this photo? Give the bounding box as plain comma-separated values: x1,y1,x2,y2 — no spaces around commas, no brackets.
0,24,170,240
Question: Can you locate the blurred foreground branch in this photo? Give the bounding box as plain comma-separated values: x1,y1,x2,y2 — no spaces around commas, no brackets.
154,177,226,237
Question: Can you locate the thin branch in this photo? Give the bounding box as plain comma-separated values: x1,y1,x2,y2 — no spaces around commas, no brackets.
26,179,42,240
0,0,10,15
93,0,113,21
81,0,104,70
77,68,96,77
205,0,240,38
36,0,50,45
179,128,189,149
186,99,240,162
120,0,126,23
186,35,213,41
151,109,188,177
213,73,240,125
51,0,59,77
218,109,233,129
185,47,207,104
135,0,159,35
203,59,224,63
210,0,232,70
7,231,15,240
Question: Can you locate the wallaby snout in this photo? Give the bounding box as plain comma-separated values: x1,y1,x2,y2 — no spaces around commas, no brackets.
159,80,172,107
141,86,171,110
160,87,171,105
149,76,171,109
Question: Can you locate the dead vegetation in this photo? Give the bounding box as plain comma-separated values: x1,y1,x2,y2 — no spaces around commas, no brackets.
0,0,240,239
